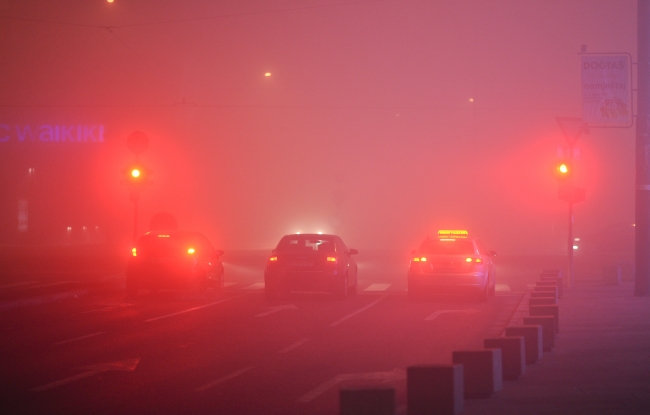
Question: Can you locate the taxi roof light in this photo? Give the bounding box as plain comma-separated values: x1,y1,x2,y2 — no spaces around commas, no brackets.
437,230,468,239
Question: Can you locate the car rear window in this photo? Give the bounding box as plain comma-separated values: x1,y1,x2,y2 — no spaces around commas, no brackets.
418,240,475,255
276,236,336,253
137,234,197,258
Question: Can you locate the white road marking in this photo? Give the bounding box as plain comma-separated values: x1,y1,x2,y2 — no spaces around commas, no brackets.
278,338,310,353
495,284,511,292
144,295,244,323
255,304,298,317
527,284,536,289
363,283,391,292
224,282,237,287
242,282,265,290
53,332,106,346
329,295,387,327
425,309,479,321
195,366,255,392
32,358,140,392
297,368,405,402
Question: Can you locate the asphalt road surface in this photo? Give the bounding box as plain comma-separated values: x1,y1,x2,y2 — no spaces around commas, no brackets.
0,251,539,415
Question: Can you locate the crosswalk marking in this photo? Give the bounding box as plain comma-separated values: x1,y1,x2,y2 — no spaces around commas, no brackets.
495,284,511,292
242,283,265,290
363,283,391,292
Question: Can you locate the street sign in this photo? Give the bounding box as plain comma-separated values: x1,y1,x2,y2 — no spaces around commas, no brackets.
581,54,632,126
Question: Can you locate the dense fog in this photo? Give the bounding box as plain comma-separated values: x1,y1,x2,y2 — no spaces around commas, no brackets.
0,0,637,259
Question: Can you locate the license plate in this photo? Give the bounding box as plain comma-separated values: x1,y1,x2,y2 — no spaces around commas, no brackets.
291,260,314,267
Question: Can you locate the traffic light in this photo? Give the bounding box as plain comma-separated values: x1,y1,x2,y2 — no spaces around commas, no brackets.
555,161,584,203
125,164,150,186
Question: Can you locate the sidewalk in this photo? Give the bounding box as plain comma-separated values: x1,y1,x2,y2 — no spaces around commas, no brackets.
464,280,650,415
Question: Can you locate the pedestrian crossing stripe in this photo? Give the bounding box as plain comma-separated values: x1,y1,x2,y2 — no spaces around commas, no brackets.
363,283,391,292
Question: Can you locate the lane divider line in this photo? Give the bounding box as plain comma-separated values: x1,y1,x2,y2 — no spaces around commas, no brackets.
53,332,106,346
242,283,265,290
278,338,310,353
144,295,245,323
195,366,255,392
329,295,388,327
363,283,391,292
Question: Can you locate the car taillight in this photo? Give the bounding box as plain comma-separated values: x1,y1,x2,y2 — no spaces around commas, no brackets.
131,247,137,257
269,256,278,262
326,256,337,263
465,257,482,263
412,256,426,262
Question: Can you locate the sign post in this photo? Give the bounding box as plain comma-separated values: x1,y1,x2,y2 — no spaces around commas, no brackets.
556,117,588,288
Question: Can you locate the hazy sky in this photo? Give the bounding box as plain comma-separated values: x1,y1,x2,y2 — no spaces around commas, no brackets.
0,0,638,256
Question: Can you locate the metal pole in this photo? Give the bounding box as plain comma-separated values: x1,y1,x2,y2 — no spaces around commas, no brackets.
568,201,574,287
133,198,138,244
636,0,650,296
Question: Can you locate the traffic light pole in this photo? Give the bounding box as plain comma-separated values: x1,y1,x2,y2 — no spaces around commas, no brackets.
130,190,140,244
568,200,574,288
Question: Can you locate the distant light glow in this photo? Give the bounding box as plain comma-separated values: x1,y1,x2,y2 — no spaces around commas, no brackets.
573,245,578,250
469,98,474,102
558,164,568,174
187,247,196,255
132,247,137,256
131,168,141,178
317,231,323,235
574,238,580,241
465,257,472,262
264,72,272,77
107,0,114,3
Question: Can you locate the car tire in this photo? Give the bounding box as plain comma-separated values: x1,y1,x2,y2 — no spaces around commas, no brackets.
477,284,489,302
212,271,224,294
349,276,358,295
488,277,496,297
335,274,349,299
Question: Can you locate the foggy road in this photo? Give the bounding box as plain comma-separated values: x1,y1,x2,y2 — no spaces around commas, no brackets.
0,252,528,415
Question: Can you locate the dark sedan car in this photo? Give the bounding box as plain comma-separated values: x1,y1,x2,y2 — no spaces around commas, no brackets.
264,234,358,298
126,230,224,295
407,230,496,301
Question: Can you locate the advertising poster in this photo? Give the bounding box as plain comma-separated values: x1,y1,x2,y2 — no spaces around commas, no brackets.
581,55,631,126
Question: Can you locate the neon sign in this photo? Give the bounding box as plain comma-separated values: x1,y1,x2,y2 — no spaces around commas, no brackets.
0,124,105,143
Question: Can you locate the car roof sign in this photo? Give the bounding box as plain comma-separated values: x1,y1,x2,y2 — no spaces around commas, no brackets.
437,229,469,240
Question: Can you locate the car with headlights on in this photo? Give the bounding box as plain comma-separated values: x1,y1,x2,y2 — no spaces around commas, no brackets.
407,230,496,301
126,230,224,295
264,234,358,299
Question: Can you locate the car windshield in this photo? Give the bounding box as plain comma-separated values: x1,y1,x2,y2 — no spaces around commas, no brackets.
418,239,475,255
276,235,335,253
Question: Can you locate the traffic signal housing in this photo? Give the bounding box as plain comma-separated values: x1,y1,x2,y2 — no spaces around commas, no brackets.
555,161,584,203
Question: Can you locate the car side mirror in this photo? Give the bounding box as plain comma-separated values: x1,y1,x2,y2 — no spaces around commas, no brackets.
215,250,224,257
349,249,358,255
489,250,497,257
